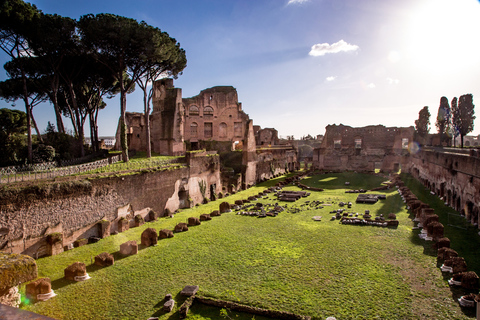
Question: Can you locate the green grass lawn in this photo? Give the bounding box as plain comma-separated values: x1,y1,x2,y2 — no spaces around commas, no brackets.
20,172,479,319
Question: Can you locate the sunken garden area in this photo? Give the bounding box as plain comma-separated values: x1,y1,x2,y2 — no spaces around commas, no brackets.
17,171,480,320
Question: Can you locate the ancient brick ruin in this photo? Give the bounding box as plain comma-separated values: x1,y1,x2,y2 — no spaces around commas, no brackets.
313,123,480,230
313,124,414,172
120,79,249,155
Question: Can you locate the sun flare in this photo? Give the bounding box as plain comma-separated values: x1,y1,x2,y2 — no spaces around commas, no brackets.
405,0,480,72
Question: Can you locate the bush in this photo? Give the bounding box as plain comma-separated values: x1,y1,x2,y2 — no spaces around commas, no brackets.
32,144,55,163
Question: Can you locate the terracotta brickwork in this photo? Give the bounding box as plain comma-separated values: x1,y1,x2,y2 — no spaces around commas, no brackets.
313,124,414,172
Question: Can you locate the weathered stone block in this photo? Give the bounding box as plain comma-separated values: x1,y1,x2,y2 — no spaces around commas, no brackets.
46,232,64,256
64,262,87,281
219,201,231,213
25,278,52,300
159,229,174,239
94,252,114,266
148,209,157,221
73,238,88,248
98,220,111,238
180,285,199,297
0,253,37,298
120,240,138,255
163,298,175,312
141,228,158,247
200,214,211,221
118,218,129,232
210,210,221,217
174,223,189,232
187,217,201,226
134,215,145,227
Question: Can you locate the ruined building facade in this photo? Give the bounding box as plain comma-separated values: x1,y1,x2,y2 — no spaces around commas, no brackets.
119,79,250,155
313,124,415,172
117,78,298,188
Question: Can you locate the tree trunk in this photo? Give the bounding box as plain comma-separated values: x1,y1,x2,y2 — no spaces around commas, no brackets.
31,110,43,143
52,96,65,134
89,112,96,153
21,68,32,163
144,89,151,158
120,85,129,162
461,135,464,148
93,109,99,154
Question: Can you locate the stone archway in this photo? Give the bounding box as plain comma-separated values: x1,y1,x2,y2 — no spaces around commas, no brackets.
447,189,452,206
440,182,446,198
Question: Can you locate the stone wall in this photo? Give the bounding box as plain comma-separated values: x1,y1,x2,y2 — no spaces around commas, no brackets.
405,148,480,227
313,124,414,172
0,153,221,257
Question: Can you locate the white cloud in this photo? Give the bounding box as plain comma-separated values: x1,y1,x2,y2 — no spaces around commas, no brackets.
367,83,376,89
287,0,310,5
386,77,400,85
309,40,359,57
326,76,336,82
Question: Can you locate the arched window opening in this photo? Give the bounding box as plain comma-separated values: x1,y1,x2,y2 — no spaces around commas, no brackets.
189,106,199,116
204,106,214,116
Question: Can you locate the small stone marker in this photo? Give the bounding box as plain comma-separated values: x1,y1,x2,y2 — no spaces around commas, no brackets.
141,228,158,247
180,285,199,297
174,223,189,232
64,262,89,281
312,216,322,221
163,299,175,312
159,229,174,239
94,252,114,266
187,217,201,226
120,240,138,255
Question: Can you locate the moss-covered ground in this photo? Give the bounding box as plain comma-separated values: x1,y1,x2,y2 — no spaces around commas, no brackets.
20,172,479,319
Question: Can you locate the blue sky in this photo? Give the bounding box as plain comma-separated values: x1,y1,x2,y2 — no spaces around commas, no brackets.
2,0,480,138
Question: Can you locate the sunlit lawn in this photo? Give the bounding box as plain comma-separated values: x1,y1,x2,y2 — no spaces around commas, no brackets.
21,172,479,319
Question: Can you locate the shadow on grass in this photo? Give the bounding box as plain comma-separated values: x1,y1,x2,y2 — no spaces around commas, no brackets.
86,263,104,274
50,277,72,291
111,251,132,262
409,230,438,257
449,285,477,318
150,292,188,319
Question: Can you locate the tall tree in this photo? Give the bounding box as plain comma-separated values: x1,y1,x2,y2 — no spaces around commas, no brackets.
435,96,451,146
135,26,187,158
0,0,41,162
78,14,186,162
27,13,77,134
452,93,475,148
415,106,430,137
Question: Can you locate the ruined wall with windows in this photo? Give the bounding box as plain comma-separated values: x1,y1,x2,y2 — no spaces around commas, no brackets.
183,86,250,151
313,124,415,172
119,80,250,155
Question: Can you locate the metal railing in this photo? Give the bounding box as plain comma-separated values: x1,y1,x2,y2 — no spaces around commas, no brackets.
0,155,122,184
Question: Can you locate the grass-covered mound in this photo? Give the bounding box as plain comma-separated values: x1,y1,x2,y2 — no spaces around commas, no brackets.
20,172,477,319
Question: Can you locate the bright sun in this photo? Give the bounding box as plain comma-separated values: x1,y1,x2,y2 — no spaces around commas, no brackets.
405,0,480,73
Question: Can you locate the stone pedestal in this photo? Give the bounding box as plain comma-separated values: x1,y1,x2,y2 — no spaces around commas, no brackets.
64,262,88,281
118,218,129,232
94,252,114,266
46,233,64,256
98,220,111,238
120,240,138,255
141,228,157,247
